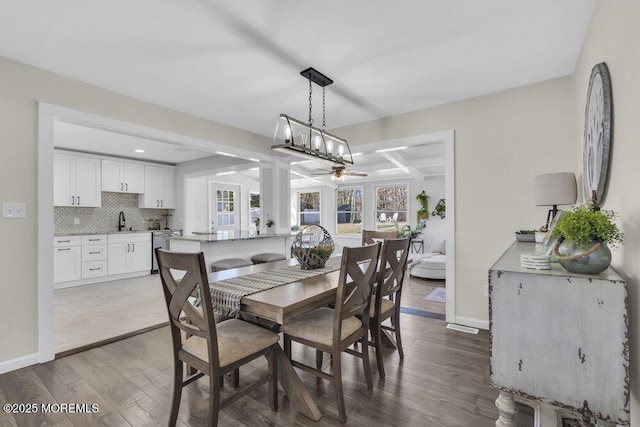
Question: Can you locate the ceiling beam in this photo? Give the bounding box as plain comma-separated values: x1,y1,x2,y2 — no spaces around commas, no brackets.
380,152,425,181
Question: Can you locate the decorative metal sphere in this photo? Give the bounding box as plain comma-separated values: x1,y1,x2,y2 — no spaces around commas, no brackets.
291,225,335,270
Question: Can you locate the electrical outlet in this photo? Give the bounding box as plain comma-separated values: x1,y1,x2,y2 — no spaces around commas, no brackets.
484,285,489,298
74,217,80,225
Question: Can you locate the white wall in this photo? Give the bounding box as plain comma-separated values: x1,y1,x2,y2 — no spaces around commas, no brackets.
571,0,640,420
0,55,269,367
332,76,575,324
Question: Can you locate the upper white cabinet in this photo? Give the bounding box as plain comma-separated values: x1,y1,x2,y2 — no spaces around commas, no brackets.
139,165,175,209
54,153,101,207
101,160,144,193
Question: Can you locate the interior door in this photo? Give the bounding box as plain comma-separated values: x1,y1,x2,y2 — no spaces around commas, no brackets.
210,183,240,230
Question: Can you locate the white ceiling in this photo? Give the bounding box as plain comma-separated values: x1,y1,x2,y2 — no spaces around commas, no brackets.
0,0,594,140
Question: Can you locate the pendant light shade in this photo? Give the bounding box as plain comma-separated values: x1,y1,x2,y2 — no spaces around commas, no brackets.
272,68,353,166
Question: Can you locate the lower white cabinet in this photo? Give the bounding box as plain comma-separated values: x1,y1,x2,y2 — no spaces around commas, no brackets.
108,233,151,275
53,237,82,283
54,233,151,287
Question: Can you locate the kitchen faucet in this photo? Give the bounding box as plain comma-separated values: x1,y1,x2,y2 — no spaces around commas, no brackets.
118,211,126,231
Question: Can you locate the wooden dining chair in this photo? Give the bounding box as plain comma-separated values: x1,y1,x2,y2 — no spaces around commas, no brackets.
281,243,381,423
155,248,280,426
361,229,398,246
368,237,411,378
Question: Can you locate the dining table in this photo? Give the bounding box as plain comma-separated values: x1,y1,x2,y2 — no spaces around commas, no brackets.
207,257,344,422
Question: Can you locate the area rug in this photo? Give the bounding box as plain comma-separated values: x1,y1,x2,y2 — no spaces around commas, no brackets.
424,287,446,303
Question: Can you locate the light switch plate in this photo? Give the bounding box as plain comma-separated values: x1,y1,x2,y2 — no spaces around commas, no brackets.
2,202,27,219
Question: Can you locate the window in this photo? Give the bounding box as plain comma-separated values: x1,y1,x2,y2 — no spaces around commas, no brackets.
336,187,363,235
216,188,237,228
375,184,407,231
298,191,320,226
249,192,260,225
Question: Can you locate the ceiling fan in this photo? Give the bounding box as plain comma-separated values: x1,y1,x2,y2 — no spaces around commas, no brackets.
310,166,368,181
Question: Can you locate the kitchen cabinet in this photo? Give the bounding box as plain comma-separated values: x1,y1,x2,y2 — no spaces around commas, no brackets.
101,160,144,193
108,233,151,275
54,152,101,207
53,236,82,283
139,165,175,209
81,234,107,279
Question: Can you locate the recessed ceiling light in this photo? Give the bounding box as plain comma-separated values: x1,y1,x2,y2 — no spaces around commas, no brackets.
135,149,145,153
217,151,237,158
375,146,408,153
216,171,236,176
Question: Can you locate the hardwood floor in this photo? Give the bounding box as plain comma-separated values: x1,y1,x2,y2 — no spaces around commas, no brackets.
402,275,446,315
2,312,535,426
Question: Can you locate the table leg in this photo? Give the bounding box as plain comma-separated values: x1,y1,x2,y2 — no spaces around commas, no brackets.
495,391,518,427
275,345,323,421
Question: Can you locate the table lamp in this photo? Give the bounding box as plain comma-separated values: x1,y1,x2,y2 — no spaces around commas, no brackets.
534,172,577,229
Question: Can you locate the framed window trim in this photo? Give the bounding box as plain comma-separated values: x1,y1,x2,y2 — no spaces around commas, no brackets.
297,189,322,227
335,186,364,237
374,182,409,232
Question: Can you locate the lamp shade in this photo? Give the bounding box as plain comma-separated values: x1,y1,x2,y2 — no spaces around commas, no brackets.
534,173,577,206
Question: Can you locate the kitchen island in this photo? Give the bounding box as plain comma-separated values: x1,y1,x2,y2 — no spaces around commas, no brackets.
169,230,291,269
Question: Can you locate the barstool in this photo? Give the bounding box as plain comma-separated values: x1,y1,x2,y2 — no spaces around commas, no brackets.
251,253,286,264
211,258,253,272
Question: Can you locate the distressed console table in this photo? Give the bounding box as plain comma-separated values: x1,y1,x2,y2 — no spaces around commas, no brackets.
489,242,629,426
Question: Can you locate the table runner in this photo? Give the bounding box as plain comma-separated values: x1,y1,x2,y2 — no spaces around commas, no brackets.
208,257,342,317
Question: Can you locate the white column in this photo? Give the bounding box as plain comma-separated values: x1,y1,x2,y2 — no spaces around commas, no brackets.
260,159,290,235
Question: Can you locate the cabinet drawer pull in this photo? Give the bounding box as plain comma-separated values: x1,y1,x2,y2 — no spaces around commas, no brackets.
77,196,80,205
132,243,135,252
57,248,71,251
88,238,100,241
89,267,101,271
127,244,130,252
89,251,101,255
120,183,123,191
71,196,75,205
125,183,128,191
156,200,159,207
57,240,70,243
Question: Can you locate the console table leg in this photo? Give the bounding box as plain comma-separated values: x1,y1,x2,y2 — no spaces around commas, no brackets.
496,391,518,427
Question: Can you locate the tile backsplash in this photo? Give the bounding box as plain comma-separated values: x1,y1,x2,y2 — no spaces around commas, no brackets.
55,192,172,235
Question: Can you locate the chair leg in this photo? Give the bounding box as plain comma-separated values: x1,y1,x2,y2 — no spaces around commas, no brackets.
361,333,373,393
284,335,291,360
394,310,404,360
373,319,385,378
332,350,347,423
316,350,323,370
169,359,183,426
208,372,221,426
268,345,278,411
232,368,240,388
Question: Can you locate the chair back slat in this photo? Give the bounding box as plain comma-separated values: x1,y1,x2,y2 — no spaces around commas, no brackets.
155,248,221,367
333,243,381,337
376,237,411,303
361,230,398,246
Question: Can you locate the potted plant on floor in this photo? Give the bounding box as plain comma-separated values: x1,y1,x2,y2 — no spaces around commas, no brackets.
550,204,623,274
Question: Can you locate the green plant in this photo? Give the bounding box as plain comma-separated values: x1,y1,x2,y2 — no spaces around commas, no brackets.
416,191,430,223
550,204,623,249
515,230,536,235
310,245,333,258
432,199,446,219
291,225,300,232
254,218,260,226
266,216,275,227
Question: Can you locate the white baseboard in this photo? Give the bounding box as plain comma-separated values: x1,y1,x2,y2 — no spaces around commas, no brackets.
455,316,489,331
0,353,39,375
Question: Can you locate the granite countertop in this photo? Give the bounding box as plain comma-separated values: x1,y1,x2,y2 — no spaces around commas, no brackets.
55,230,154,237
170,230,291,243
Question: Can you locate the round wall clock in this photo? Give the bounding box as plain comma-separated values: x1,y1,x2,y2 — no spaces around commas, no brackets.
583,62,612,205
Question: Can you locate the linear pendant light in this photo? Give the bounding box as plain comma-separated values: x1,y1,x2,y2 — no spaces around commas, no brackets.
272,68,353,166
